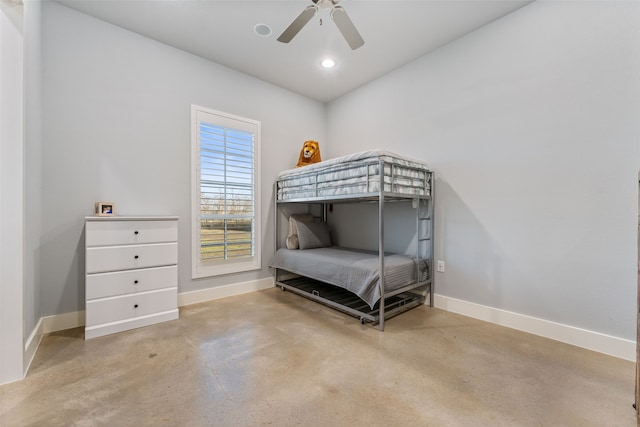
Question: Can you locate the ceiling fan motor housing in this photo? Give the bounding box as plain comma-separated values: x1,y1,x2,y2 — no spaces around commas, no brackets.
313,0,341,9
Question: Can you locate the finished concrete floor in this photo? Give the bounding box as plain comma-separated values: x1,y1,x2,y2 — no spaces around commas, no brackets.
1,287,637,426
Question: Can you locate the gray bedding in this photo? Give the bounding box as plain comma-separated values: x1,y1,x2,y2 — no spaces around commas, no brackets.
270,246,419,309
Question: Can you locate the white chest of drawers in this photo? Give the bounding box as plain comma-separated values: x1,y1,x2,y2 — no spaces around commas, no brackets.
85,216,179,339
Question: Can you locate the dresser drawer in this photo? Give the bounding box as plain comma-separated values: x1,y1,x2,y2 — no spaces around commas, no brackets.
86,220,177,246
86,242,177,274
86,265,177,300
85,287,178,327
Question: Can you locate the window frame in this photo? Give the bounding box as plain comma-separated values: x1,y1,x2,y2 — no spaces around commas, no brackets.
191,105,261,278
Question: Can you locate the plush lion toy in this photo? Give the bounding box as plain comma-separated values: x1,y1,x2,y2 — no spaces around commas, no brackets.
296,140,322,167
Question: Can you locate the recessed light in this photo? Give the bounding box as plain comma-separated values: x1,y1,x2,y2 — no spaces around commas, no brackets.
254,24,272,37
321,58,336,69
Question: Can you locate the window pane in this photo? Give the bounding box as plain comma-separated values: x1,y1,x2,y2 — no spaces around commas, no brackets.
200,123,255,262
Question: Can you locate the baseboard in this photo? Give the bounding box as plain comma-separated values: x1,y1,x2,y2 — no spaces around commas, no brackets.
37,282,632,361
43,310,85,333
23,318,43,376
178,277,274,307
434,294,635,362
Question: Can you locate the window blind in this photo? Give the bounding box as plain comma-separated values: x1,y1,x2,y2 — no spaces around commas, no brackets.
199,122,255,262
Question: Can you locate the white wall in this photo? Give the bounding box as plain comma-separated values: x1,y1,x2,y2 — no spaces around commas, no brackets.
327,1,640,341
41,2,325,317
0,0,25,384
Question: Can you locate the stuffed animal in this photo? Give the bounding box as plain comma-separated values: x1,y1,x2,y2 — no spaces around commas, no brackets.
296,140,322,167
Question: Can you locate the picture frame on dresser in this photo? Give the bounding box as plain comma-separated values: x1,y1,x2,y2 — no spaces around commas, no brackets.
95,202,115,216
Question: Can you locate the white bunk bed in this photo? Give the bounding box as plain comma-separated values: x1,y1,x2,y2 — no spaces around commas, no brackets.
271,150,434,330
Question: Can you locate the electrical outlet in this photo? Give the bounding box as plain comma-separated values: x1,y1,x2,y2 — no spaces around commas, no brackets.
437,260,445,273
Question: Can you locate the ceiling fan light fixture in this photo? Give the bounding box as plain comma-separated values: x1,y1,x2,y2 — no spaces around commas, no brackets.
254,24,272,37
321,58,336,69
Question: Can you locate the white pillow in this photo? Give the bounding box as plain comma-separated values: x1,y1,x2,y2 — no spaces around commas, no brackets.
286,214,313,249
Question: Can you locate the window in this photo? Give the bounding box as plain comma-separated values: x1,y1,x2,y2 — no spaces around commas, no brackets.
191,105,261,278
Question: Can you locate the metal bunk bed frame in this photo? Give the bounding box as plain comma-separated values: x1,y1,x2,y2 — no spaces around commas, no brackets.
273,158,434,331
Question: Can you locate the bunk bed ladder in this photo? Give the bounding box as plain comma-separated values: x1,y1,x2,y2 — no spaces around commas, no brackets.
423,171,434,307
416,198,432,307
378,160,386,331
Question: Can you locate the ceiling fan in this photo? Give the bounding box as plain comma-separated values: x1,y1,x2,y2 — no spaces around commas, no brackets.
277,0,365,50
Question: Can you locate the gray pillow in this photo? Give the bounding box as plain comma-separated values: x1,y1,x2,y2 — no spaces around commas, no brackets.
296,221,331,249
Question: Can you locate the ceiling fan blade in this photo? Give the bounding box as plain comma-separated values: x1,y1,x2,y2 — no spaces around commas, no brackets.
277,5,318,43
331,6,364,50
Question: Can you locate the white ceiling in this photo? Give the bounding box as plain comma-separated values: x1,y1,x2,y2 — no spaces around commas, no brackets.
53,0,533,103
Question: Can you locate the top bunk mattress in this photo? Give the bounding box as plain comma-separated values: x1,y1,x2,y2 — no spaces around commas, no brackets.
276,150,431,202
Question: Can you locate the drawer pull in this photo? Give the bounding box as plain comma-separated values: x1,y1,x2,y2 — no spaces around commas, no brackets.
134,280,139,284
134,255,139,259
134,304,139,308
134,231,139,235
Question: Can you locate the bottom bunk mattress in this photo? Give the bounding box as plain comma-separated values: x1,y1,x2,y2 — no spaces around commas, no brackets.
270,246,421,309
